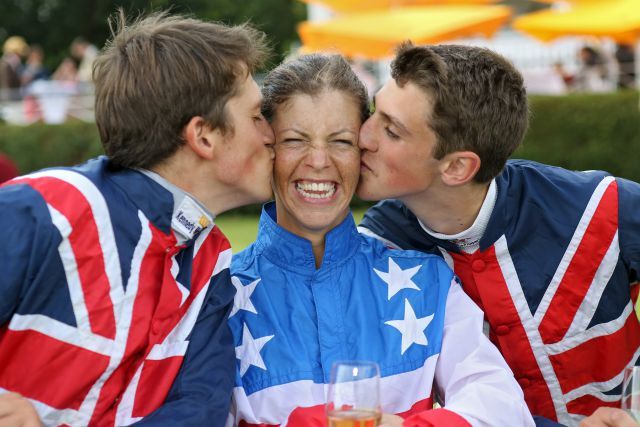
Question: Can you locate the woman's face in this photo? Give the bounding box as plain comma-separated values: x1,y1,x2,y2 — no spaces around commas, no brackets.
271,90,362,241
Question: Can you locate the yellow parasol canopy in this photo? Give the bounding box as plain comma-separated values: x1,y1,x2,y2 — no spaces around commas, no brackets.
298,5,512,59
301,0,499,13
513,0,640,44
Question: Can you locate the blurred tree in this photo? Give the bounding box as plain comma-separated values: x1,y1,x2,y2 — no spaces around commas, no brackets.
0,0,306,73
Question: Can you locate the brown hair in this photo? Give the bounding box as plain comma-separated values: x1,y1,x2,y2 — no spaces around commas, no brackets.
93,10,269,169
261,54,369,123
391,42,529,183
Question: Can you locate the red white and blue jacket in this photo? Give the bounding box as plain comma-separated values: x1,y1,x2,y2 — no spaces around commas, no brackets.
360,160,640,426
0,157,236,426
227,203,534,427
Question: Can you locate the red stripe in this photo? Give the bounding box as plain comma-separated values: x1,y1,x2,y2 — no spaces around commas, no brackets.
178,226,231,318
239,398,435,427
566,394,620,417
404,408,471,427
550,308,640,394
90,222,176,425
25,176,117,340
396,397,433,418
131,357,184,418
451,248,558,420
539,181,619,344
0,328,109,410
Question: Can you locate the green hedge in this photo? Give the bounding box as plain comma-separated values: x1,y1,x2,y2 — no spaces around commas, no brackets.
1,90,639,182
517,90,640,182
0,121,103,174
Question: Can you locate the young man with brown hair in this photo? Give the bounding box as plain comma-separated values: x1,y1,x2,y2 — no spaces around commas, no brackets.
0,11,274,427
359,42,640,427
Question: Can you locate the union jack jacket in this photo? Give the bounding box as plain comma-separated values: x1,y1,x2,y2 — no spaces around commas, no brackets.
0,157,235,426
360,159,640,426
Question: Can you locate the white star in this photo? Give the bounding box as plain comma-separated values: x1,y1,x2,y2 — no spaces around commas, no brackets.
374,258,421,300
230,276,260,317
385,299,434,355
235,323,274,376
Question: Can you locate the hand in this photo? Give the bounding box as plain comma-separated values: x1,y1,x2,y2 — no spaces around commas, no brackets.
0,393,43,427
579,407,638,427
379,413,404,427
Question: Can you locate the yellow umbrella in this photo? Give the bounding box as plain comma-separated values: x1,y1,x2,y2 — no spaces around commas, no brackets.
513,0,640,44
298,5,512,59
301,0,499,13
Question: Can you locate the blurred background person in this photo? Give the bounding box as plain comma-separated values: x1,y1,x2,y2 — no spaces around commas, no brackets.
20,44,49,86
0,36,29,102
573,45,612,92
70,37,98,84
614,43,636,90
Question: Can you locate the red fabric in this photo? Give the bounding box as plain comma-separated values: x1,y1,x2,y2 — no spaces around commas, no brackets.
451,248,558,420
403,408,471,427
566,393,620,417
27,176,117,339
0,328,109,410
287,405,325,427
539,180,619,344
550,308,640,394
0,153,19,184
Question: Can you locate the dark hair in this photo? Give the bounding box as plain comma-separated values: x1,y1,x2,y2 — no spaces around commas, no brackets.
391,42,529,183
261,53,369,123
93,10,270,169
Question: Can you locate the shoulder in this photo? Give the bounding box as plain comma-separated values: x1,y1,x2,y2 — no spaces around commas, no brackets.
502,159,615,205
359,234,454,280
504,159,611,187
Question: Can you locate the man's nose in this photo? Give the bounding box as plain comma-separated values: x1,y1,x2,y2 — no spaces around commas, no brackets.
358,118,375,151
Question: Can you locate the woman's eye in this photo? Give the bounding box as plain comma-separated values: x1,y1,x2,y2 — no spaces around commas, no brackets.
384,127,399,140
334,139,354,145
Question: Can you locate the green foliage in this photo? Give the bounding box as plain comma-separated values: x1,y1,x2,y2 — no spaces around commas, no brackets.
0,121,103,175
517,90,640,182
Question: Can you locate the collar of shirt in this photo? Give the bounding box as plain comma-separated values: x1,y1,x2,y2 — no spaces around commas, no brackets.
255,202,361,274
417,179,497,254
138,169,214,245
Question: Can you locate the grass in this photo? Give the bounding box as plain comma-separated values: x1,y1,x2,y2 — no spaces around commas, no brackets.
216,207,369,252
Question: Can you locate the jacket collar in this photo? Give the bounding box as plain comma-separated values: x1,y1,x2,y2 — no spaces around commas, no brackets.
256,202,361,273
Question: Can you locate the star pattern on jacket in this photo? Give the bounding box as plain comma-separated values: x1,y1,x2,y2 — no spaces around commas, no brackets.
230,276,260,317
374,257,421,300
385,299,434,355
235,323,274,376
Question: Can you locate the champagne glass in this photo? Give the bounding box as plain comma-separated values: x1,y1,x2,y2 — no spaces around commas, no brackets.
622,366,640,421
326,361,381,427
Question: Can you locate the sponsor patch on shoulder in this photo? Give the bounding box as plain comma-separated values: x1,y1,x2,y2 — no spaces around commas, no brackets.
172,196,212,240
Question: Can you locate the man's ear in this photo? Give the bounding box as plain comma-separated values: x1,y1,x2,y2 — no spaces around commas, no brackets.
182,116,220,160
439,151,481,186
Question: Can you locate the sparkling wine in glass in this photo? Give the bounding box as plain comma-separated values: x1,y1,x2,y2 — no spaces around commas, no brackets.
326,361,381,427
622,366,640,421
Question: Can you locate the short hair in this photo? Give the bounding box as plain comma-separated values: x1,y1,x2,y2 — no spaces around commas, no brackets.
391,42,529,183
261,54,369,124
93,11,270,169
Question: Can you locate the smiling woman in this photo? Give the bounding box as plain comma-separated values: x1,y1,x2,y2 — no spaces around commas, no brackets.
226,53,535,427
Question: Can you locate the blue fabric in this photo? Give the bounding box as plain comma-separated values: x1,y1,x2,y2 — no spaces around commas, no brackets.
230,202,453,395
0,156,235,426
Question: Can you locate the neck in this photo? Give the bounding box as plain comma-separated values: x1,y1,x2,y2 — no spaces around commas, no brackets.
403,181,490,235
151,149,235,216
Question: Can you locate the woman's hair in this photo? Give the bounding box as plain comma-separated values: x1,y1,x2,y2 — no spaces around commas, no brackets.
261,53,369,123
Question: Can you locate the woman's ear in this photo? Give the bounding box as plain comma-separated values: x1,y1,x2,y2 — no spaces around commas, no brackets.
182,116,221,160
439,151,481,186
